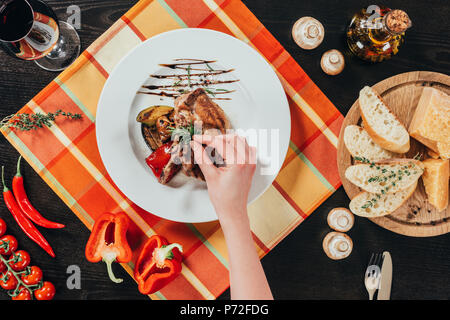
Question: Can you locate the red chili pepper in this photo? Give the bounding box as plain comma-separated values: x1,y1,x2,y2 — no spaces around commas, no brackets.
145,142,173,179
12,156,64,229
134,235,183,295
1,166,55,258
85,212,132,284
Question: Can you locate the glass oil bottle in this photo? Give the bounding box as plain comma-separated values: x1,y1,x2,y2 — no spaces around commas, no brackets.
346,5,412,62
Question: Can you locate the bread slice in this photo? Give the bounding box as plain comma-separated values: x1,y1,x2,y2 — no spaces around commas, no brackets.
345,159,424,194
343,125,394,161
427,148,440,159
422,159,449,212
359,86,410,153
437,142,450,160
349,182,417,217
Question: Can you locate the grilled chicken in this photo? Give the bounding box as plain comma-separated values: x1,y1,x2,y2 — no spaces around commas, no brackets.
174,88,231,133
174,88,231,180
158,88,231,184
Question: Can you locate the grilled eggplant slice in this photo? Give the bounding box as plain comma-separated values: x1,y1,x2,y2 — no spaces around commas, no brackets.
141,124,161,150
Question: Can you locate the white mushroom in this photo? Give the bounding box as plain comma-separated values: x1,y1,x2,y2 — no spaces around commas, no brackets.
322,232,353,260
291,17,324,50
327,207,354,232
321,49,345,75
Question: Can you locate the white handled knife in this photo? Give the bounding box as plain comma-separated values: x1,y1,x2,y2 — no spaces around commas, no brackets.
377,251,392,300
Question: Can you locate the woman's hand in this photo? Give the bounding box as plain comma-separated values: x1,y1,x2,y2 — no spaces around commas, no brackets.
190,134,257,228
190,133,273,300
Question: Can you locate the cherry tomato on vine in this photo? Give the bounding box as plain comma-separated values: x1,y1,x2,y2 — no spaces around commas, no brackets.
0,260,6,273
8,250,30,271
0,271,18,290
11,286,32,300
21,266,43,286
34,281,55,300
0,218,6,237
0,235,18,255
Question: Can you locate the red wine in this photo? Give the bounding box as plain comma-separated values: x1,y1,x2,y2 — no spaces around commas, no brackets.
0,0,34,41
0,0,59,60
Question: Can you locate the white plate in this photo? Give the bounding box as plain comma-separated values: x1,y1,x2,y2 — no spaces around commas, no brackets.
96,29,290,223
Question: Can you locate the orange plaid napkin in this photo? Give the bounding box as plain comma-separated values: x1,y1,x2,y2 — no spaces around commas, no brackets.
1,0,343,299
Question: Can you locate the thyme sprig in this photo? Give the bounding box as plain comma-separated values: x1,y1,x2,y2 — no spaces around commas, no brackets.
354,156,423,210
413,152,423,160
0,109,82,131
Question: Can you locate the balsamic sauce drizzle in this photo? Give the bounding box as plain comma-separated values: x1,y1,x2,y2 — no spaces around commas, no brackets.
137,59,238,100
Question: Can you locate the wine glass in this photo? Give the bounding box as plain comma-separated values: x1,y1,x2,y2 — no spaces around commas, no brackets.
0,0,81,71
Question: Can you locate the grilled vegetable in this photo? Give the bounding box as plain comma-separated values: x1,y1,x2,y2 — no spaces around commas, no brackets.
134,235,183,295
136,106,173,127
142,124,162,151
155,115,174,142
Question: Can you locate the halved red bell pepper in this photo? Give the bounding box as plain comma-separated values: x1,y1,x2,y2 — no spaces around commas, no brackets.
134,235,183,294
85,212,132,284
146,142,173,179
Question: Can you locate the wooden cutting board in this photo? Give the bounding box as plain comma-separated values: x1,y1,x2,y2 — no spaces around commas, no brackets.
337,71,450,237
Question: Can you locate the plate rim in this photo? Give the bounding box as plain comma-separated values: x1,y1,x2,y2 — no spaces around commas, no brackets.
96,28,291,223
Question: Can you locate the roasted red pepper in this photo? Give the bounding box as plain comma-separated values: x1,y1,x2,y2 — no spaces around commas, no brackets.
134,235,183,295
1,167,55,258
85,212,132,283
13,156,65,229
145,142,173,179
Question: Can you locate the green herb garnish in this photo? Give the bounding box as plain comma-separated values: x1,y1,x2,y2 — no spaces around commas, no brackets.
186,65,192,88
168,123,200,144
0,109,82,131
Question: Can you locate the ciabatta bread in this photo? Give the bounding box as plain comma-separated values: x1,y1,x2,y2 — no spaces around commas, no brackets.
437,142,450,160
343,125,394,161
427,148,440,159
345,159,424,194
359,86,410,153
349,182,417,217
422,159,449,212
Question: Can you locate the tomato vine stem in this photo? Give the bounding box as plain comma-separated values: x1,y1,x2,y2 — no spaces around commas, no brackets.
0,241,42,298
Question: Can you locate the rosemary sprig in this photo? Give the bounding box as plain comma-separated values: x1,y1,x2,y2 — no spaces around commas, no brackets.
186,65,192,88
203,88,216,97
0,110,82,131
203,88,234,97
168,123,200,144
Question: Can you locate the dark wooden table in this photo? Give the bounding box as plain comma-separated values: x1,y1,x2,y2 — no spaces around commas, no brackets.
0,0,449,300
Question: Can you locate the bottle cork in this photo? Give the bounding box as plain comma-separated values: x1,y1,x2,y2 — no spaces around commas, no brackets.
385,9,412,34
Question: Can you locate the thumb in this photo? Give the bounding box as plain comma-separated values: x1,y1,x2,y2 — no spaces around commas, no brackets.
190,140,216,178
